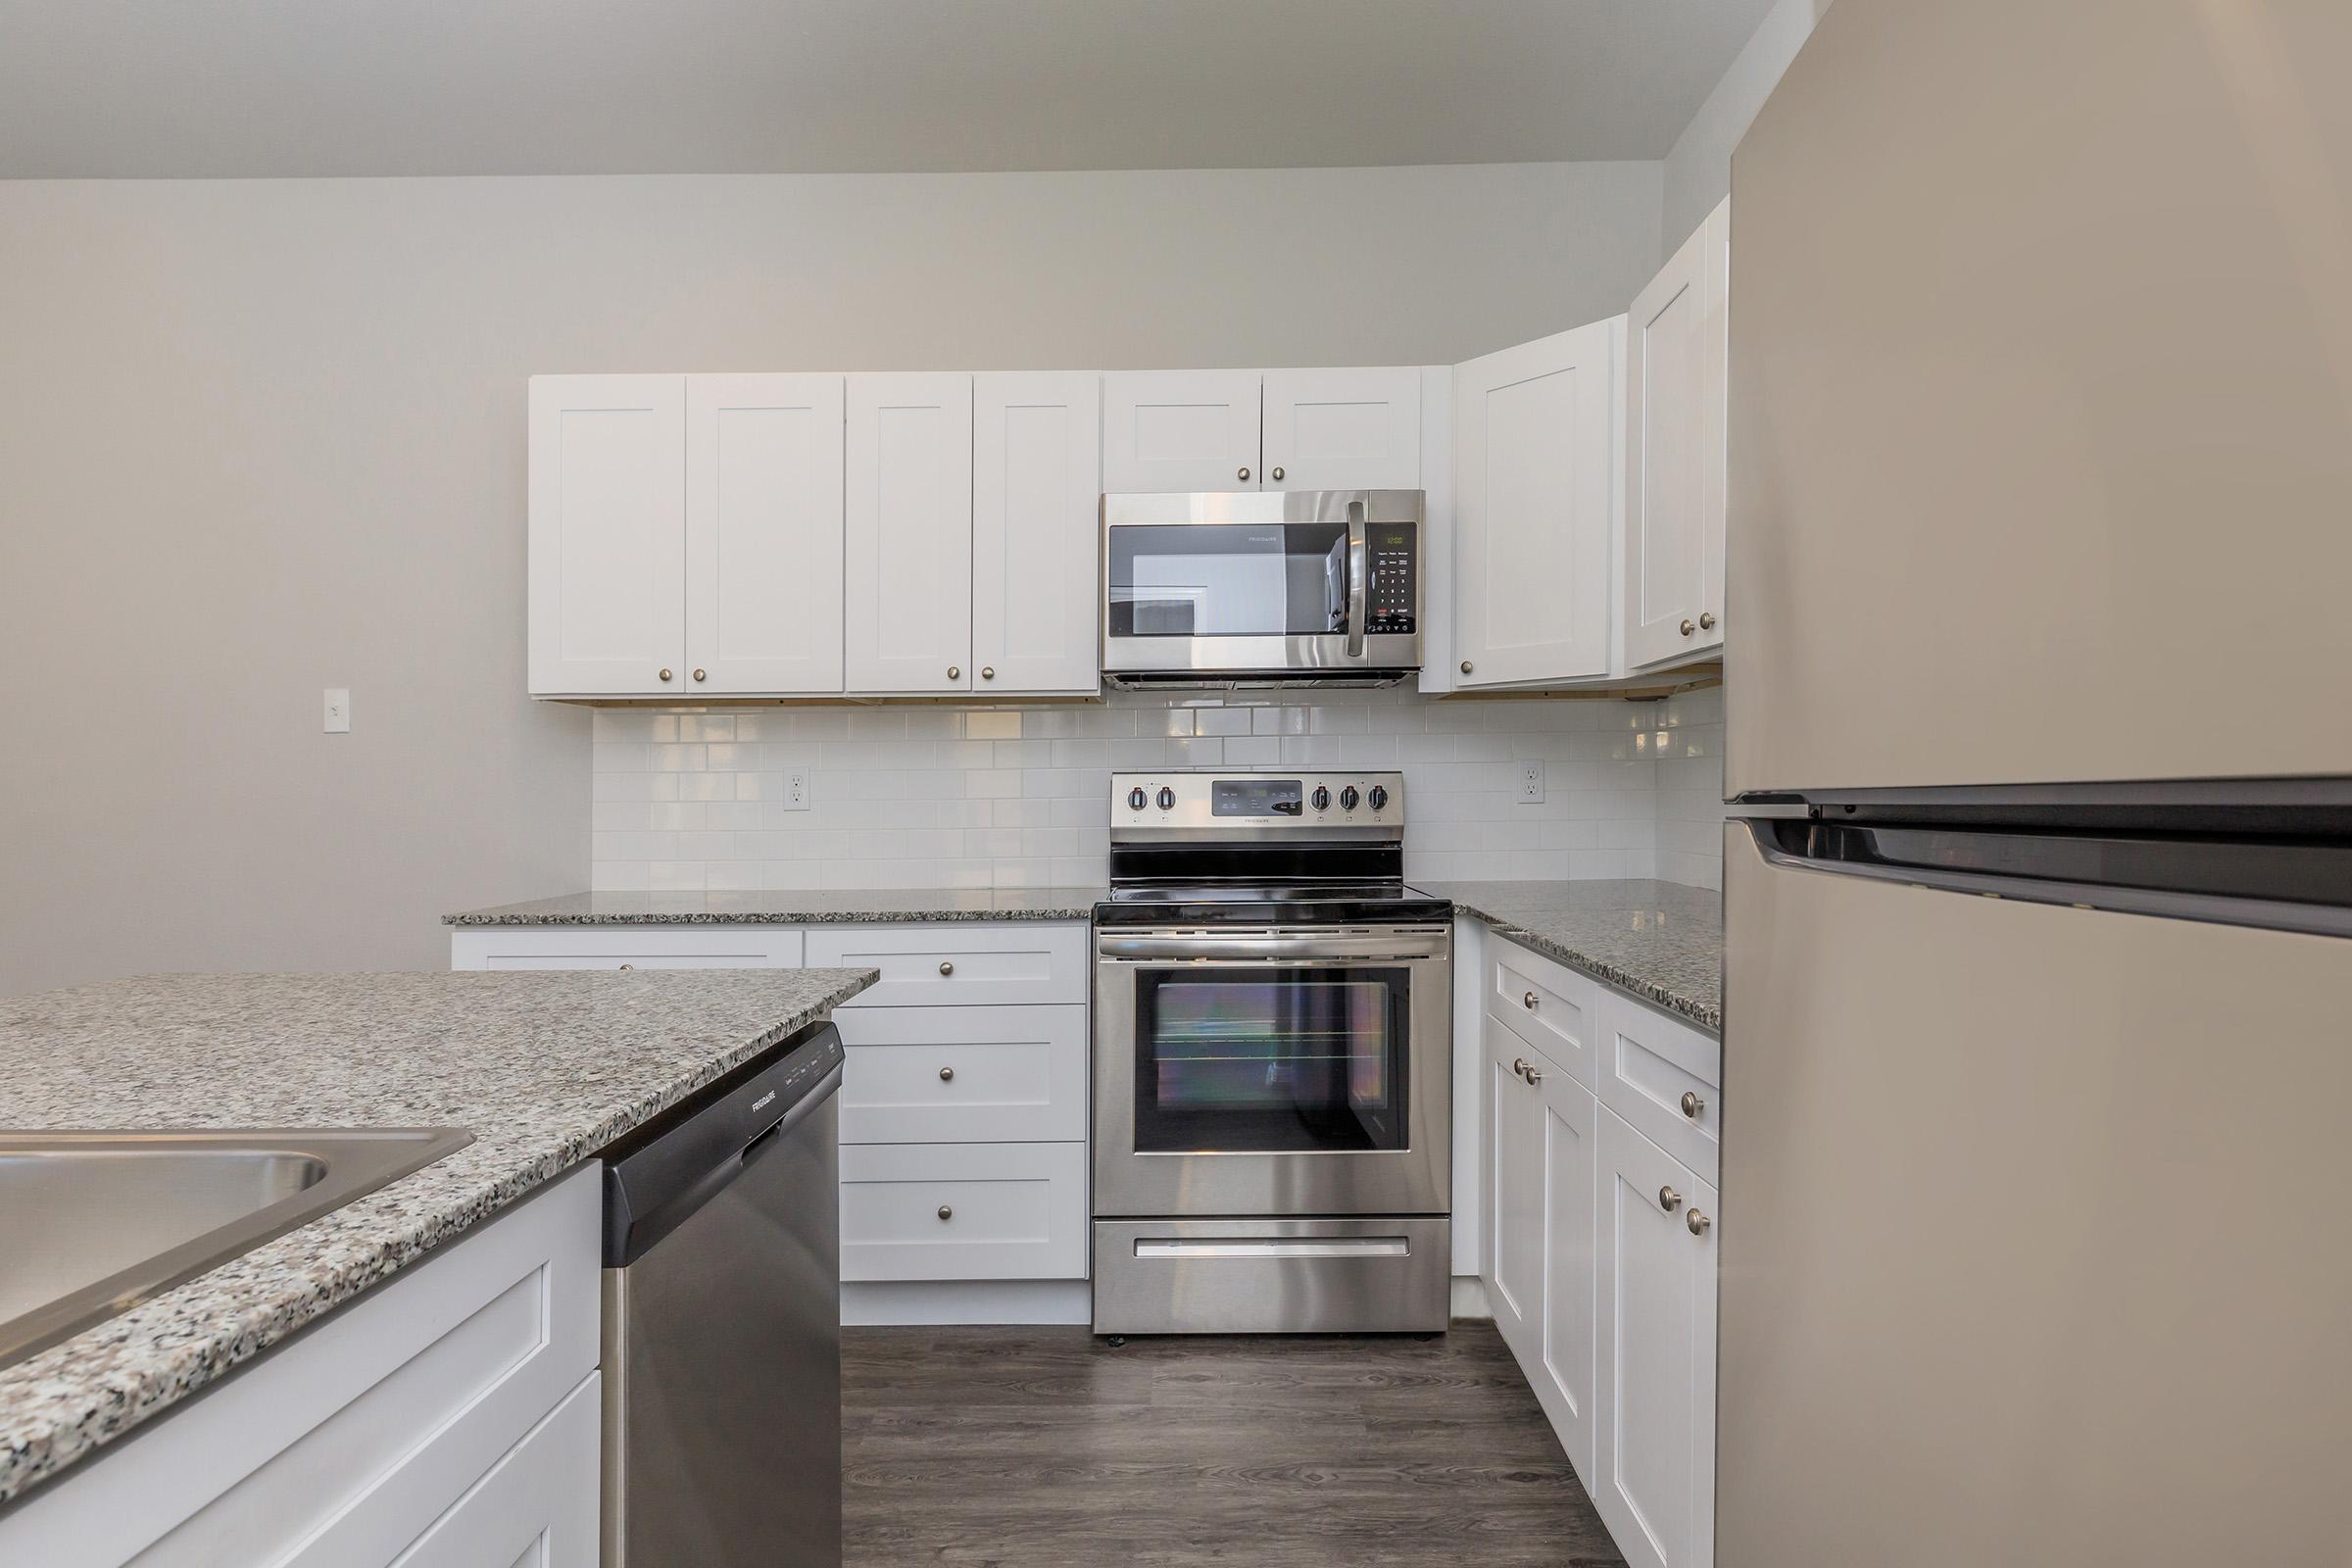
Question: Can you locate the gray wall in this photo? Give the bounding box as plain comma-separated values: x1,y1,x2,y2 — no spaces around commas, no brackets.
1660,0,1831,252
0,162,1663,995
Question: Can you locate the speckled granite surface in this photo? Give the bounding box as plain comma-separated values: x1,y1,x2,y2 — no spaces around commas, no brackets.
1411,879,1723,1033
445,887,1110,926
0,966,873,1505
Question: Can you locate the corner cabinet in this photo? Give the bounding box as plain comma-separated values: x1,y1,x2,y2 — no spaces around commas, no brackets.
1480,932,1724,1568
1625,197,1730,672
1451,318,1624,688
844,373,974,695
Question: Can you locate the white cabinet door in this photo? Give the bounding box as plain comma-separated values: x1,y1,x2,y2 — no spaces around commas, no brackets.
1534,1068,1598,1486
1260,368,1422,490
388,1374,600,1568
1484,1011,1545,1356
1452,318,1622,687
1625,199,1729,671
972,372,1101,695
527,374,686,696
845,373,973,694
1595,1105,1719,1568
685,373,844,694
1102,369,1262,491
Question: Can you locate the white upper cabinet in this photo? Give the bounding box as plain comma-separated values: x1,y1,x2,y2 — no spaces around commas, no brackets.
1451,318,1623,688
972,372,1101,695
685,373,845,695
1625,197,1729,672
1260,368,1422,490
1594,1104,1719,1568
1102,370,1262,491
845,373,973,695
527,374,686,697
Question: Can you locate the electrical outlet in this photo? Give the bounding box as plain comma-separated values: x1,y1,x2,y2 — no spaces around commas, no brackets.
782,769,811,811
1517,760,1544,803
322,688,351,734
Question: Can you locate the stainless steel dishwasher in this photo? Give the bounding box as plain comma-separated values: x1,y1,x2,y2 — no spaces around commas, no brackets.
601,1017,844,1568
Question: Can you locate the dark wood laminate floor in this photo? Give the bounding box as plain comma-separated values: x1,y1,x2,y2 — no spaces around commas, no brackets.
843,1323,1626,1567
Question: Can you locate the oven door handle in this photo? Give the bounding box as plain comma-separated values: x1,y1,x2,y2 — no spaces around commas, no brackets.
1096,931,1448,962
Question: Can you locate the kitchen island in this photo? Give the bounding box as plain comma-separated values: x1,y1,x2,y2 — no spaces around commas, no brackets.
0,965,875,1509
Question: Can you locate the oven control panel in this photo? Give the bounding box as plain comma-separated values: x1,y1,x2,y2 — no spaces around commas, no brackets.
1110,771,1404,837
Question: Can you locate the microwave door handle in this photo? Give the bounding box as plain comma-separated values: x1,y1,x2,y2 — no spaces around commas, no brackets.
1346,501,1369,659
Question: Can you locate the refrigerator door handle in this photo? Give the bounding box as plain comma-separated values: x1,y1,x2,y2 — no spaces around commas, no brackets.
1740,818,2352,939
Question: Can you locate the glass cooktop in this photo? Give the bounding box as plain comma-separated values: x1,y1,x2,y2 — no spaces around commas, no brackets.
1097,881,1453,926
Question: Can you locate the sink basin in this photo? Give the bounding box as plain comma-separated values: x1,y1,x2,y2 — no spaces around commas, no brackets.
0,1128,473,1370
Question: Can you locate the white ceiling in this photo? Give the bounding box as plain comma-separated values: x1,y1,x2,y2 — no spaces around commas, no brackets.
0,0,1777,178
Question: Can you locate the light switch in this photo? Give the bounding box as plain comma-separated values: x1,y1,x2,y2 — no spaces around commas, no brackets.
323,688,351,733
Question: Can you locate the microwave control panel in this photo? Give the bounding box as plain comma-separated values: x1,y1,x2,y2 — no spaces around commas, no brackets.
1366,525,1417,634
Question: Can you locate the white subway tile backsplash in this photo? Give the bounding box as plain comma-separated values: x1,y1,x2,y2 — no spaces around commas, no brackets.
585,688,1729,893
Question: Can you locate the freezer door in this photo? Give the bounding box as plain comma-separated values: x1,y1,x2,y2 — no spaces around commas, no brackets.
1725,1,2352,796
1719,820,2352,1567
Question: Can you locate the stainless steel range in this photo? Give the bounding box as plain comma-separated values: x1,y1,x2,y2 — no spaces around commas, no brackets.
1091,770,1453,1335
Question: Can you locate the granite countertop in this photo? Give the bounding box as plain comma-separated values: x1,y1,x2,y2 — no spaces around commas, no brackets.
446,887,1110,926
1410,879,1723,1033
0,966,875,1505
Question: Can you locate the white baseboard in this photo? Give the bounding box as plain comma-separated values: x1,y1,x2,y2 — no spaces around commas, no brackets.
1450,1275,1494,1320
843,1279,1092,1327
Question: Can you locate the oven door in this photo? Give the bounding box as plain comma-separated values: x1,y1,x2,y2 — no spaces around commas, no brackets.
1093,925,1452,1217
1101,491,1423,677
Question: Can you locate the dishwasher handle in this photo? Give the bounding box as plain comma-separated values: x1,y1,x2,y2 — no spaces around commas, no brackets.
604,1020,844,1269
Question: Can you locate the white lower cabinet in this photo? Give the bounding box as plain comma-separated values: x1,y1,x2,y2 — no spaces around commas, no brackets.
839,1140,1088,1282
0,1170,601,1568
1594,1105,1718,1568
1481,934,1719,1568
449,925,804,970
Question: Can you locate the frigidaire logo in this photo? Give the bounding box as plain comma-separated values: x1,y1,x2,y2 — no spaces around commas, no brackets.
752,1091,776,1112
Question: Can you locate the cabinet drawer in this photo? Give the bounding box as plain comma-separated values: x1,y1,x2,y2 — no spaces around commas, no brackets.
450,926,803,970
835,1004,1088,1145
1596,992,1723,1182
840,1141,1088,1282
1485,937,1600,1089
806,923,1088,1006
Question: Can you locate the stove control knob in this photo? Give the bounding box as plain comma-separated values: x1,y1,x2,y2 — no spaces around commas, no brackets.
1311,785,1331,811
1127,787,1148,811
1367,785,1389,810
1157,787,1176,810
1339,785,1360,811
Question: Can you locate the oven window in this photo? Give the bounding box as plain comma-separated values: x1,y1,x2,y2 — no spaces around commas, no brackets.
1134,966,1409,1152
1105,523,1349,638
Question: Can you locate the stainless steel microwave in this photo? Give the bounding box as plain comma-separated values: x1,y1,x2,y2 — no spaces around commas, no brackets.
1100,490,1424,690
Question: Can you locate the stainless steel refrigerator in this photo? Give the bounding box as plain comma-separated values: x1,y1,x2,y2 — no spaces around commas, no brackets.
1720,4,2352,1565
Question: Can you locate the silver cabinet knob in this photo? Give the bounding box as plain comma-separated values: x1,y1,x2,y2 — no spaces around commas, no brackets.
1523,990,1539,1009
1238,466,1251,482
1270,466,1285,481
659,667,673,681
938,960,955,976
1682,1090,1705,1119
939,1065,955,1082
617,963,635,971
1698,612,1717,631
1459,661,1473,674
980,665,995,680
948,665,960,680
1688,1209,1712,1235
1659,1186,1683,1211
692,668,707,682
1523,1062,1543,1085
1512,1057,1529,1081
938,1204,954,1221
1680,618,1696,637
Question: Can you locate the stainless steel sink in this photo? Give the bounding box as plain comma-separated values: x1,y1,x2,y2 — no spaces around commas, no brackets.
0,1128,473,1370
